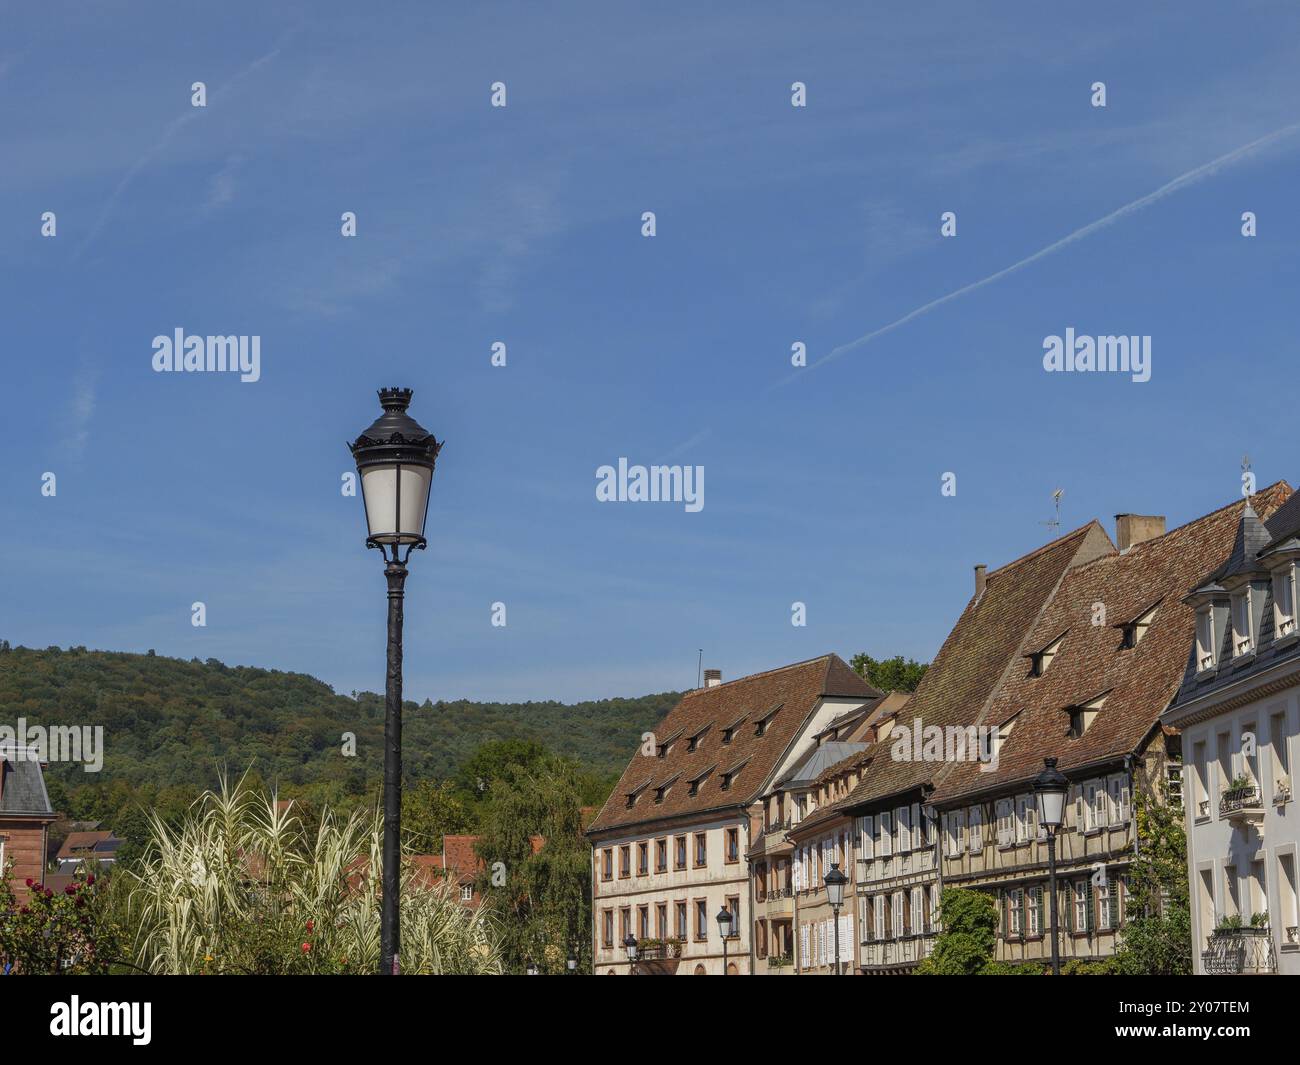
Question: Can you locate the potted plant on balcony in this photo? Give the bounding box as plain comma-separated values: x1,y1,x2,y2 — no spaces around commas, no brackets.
1249,911,1270,929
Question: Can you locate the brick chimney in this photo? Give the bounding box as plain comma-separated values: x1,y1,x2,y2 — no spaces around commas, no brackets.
1115,514,1166,553
974,564,987,599
703,668,722,688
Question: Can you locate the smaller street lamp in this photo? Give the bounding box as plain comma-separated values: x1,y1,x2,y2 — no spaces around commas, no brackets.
1033,756,1070,976
623,932,639,975
525,959,539,976
716,905,736,975
567,951,578,973
824,861,849,975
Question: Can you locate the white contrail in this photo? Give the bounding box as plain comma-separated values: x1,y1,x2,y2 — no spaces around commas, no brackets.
787,120,1300,380
74,44,284,260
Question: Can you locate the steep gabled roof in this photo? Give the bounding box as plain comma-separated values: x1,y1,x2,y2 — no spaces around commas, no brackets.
934,483,1292,801
587,655,880,835
838,521,1113,810
0,750,55,818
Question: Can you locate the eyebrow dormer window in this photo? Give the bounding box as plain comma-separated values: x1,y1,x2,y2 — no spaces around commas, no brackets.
687,725,710,752
1121,603,1159,649
1030,633,1066,677
1065,694,1106,739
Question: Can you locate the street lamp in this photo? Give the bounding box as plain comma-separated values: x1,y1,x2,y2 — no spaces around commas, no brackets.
349,387,443,976
567,951,578,973
525,960,539,976
716,905,735,974
623,932,639,975
824,861,848,975
1033,756,1069,976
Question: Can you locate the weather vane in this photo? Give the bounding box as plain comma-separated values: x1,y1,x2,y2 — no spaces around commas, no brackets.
1041,488,1064,534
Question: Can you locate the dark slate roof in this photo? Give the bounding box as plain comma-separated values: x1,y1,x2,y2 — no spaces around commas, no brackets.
0,751,56,816
1214,502,1271,581
835,521,1113,811
587,655,881,835
933,483,1292,802
1171,482,1300,707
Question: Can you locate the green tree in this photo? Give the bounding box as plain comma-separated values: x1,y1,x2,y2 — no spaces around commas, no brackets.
454,738,548,801
850,654,928,693
473,754,591,974
403,779,475,852
915,887,998,974
1114,781,1191,975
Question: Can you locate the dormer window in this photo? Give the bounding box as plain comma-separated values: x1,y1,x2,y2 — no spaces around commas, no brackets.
1120,603,1159,649
654,773,680,805
624,780,651,808
1029,633,1066,678
1196,607,1218,671
1065,694,1107,739
1274,565,1297,639
687,725,710,753
687,765,715,797
753,702,782,738
1232,589,1254,657
656,729,682,759
719,759,749,793
720,715,747,745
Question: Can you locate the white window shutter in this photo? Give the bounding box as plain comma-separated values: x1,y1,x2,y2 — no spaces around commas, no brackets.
899,805,912,852
875,895,885,939
910,802,922,847
879,812,893,856
1119,778,1131,824
970,806,983,853
862,815,874,859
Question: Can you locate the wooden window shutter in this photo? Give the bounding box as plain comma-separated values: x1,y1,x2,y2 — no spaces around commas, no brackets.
1085,877,1095,931
879,812,892,856
910,802,921,846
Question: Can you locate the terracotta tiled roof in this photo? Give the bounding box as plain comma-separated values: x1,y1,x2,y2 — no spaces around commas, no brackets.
55,830,120,860
838,522,1113,810
586,655,880,835
932,483,1292,801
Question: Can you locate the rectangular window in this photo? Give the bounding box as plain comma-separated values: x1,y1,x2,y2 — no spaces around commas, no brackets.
619,907,630,942
725,827,739,863
1007,888,1024,936
1233,589,1254,656
996,798,1014,847
694,833,707,868
675,901,687,940
1027,886,1041,936
637,841,648,876
638,904,649,939
656,902,667,937
1197,608,1217,671
1097,879,1115,930
674,835,687,870
874,895,886,941
1073,881,1088,931
655,837,667,873
694,899,708,941
619,845,630,878
1278,852,1298,947
896,806,912,852
969,806,984,853
601,848,613,881
859,815,874,859
1272,712,1292,794
1193,740,1209,818
602,909,613,948
1275,566,1297,638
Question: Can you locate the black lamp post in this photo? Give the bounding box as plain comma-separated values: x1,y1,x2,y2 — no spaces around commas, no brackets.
349,387,442,976
716,905,735,974
1033,757,1069,976
525,959,539,976
567,950,578,974
623,933,639,975
824,861,848,975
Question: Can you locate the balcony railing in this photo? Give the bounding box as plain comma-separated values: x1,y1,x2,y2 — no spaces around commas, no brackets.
1220,785,1264,825
1201,928,1276,974
767,953,793,970
636,938,683,960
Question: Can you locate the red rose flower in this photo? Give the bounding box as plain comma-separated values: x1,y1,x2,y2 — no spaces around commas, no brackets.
86,875,95,886
302,942,311,953
306,919,314,933
24,878,33,887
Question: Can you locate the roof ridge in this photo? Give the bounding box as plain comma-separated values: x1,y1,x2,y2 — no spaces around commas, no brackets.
985,521,1103,580
678,653,834,697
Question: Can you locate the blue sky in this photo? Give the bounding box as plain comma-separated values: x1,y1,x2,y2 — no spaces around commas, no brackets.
4,2,1300,702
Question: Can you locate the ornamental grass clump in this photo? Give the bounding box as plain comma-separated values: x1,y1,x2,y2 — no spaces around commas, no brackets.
121,772,503,974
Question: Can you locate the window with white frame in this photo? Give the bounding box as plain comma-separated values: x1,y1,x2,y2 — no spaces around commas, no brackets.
896,805,912,853
461,884,473,902
1097,878,1115,930
995,798,1014,847
874,894,886,940
1073,881,1089,930
1015,794,1033,843
858,815,874,860
1271,711,1292,793
892,891,905,939
911,885,924,934
1196,607,1217,671
1081,780,1102,832
969,806,983,853
1232,588,1254,657
1107,774,1131,827
1007,888,1024,936
1027,886,1041,936
878,811,893,856
1275,565,1297,638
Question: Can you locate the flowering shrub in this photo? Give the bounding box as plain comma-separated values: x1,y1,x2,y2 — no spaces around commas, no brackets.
0,864,123,975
